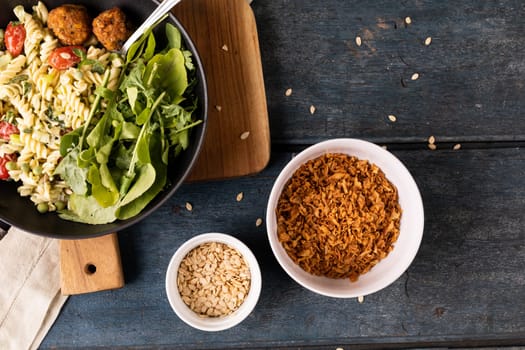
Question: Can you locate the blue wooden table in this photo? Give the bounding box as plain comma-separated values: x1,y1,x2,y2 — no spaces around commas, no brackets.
41,0,525,348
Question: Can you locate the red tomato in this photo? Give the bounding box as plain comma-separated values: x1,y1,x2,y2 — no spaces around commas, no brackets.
0,121,19,141
48,46,85,70
0,153,16,180
4,21,26,57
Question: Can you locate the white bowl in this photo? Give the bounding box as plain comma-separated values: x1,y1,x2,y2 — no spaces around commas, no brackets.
266,138,424,298
165,233,262,331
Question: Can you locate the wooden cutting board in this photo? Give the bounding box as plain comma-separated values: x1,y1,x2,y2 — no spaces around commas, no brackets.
60,0,270,295
180,0,270,181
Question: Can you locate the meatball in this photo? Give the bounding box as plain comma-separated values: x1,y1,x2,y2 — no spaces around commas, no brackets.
92,8,132,51
47,5,92,46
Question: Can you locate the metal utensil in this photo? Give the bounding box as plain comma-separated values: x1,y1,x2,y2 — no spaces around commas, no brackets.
121,0,182,54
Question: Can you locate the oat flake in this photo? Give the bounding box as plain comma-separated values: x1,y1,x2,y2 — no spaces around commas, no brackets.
425,36,432,46
177,242,251,317
388,114,397,122
240,131,250,140
236,192,244,202
355,36,362,47
285,88,293,96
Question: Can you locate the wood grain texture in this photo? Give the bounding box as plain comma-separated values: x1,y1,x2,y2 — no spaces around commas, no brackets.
41,0,525,348
43,148,525,348
174,0,271,181
60,234,124,295
253,0,525,146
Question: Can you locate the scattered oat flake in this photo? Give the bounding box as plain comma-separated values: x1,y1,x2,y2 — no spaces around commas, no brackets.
240,131,250,140
285,88,293,96
453,143,461,150
355,36,362,46
309,105,316,114
221,44,229,51
425,36,432,46
215,105,222,112
358,295,364,303
428,143,437,150
236,192,244,202
411,73,419,81
256,218,263,227
428,135,435,144
405,16,412,25
185,202,193,211
388,114,397,122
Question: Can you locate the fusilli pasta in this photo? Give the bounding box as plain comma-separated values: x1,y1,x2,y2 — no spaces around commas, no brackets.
0,1,124,212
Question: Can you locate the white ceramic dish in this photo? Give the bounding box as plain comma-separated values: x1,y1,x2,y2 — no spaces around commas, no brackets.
266,138,424,298
165,233,262,331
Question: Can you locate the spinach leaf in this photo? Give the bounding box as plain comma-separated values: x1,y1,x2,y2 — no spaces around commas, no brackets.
54,147,88,195
166,23,181,49
55,22,202,224
145,48,187,102
59,194,118,224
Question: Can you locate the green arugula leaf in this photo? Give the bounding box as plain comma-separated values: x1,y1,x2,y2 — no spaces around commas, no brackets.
54,147,88,195
117,133,167,220
59,194,118,224
120,122,140,140
119,163,156,207
88,164,119,207
145,48,187,102
59,128,82,156
166,23,181,49
143,32,156,61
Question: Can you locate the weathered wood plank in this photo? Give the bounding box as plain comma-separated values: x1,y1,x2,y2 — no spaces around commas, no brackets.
41,147,525,349
38,0,525,348
253,1,525,145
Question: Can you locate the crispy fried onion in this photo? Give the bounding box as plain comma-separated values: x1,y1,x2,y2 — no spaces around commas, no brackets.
276,153,402,282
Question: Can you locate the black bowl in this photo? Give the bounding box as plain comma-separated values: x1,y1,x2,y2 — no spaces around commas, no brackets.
0,0,208,238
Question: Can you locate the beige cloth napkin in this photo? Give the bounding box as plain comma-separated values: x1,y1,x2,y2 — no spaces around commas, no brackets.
0,227,68,350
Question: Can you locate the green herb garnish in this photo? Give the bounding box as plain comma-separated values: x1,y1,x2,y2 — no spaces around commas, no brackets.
74,48,106,74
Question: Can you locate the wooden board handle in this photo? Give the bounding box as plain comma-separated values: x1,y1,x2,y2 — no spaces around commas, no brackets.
59,233,124,295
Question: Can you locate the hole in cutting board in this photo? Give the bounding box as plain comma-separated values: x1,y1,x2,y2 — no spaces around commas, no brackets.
85,263,97,275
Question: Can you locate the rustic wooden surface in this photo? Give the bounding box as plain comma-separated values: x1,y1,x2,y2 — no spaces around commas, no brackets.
179,0,270,181
40,0,524,349
60,234,124,295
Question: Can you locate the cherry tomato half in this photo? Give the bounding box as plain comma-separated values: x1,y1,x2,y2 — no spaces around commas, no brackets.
5,21,26,57
0,120,19,141
0,153,16,180
48,46,85,70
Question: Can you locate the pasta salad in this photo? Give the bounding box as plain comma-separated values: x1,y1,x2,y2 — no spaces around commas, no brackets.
0,2,201,224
